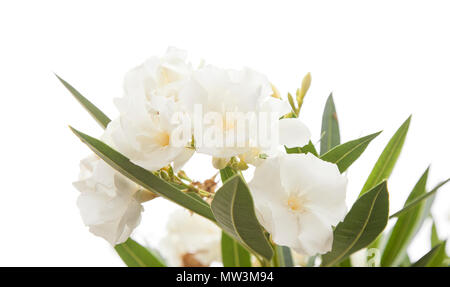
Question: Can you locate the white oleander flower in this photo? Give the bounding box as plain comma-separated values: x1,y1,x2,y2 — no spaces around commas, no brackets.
73,155,155,245
178,65,310,163
248,152,347,256
159,209,221,267
111,48,194,171
115,47,192,114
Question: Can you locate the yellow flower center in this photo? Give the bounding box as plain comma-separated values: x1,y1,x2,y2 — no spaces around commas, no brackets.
287,194,308,213
155,131,170,147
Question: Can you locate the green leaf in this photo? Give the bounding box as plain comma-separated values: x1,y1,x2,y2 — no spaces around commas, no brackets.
306,255,316,267
211,175,273,261
285,140,319,157
219,166,236,183
275,245,294,267
411,242,447,267
221,232,252,267
390,178,450,218
380,168,429,266
56,75,111,129
398,254,411,267
431,220,440,248
70,127,216,222
321,131,381,173
359,116,411,197
114,238,165,267
219,167,252,266
320,93,340,155
321,181,389,267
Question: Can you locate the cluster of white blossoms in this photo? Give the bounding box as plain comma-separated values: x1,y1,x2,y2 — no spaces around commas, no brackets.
73,48,347,261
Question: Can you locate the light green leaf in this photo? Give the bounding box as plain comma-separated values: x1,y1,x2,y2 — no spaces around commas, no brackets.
285,140,319,157
70,127,215,222
320,93,340,155
211,175,273,261
306,255,316,267
390,178,450,218
411,242,447,267
398,255,411,267
221,232,251,267
321,181,389,267
359,116,411,197
56,75,111,129
275,245,294,267
321,131,381,173
431,220,440,248
114,238,165,267
380,168,429,266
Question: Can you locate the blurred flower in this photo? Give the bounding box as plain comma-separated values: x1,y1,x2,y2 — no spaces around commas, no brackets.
249,152,347,256
159,209,221,267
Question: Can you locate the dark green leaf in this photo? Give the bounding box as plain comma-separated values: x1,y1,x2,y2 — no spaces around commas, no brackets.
211,175,273,260
219,167,236,183
70,127,216,221
380,168,429,266
359,116,411,197
219,166,252,266
56,74,111,129
114,238,165,267
221,232,251,267
320,93,340,155
321,131,381,173
321,181,389,267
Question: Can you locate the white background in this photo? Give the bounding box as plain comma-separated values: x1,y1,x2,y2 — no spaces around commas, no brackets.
0,0,449,266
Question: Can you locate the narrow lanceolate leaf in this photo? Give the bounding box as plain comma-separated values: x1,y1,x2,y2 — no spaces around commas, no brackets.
320,94,340,155
276,245,294,267
430,220,440,248
70,127,216,222
56,75,111,129
380,168,429,266
359,116,411,197
390,178,450,218
321,131,382,173
211,175,273,261
221,232,251,267
285,140,319,157
411,242,447,267
321,181,389,267
114,238,165,267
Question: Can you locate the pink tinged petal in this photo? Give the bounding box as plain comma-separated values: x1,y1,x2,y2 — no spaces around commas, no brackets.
278,118,311,148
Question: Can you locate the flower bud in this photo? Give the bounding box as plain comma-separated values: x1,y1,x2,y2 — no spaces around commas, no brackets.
212,157,229,169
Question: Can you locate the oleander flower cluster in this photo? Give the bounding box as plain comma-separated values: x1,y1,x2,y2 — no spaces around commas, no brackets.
62,48,449,267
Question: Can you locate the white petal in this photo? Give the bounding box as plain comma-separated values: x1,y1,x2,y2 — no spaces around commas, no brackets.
280,153,347,225
270,203,300,248
278,118,311,148
294,212,334,256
